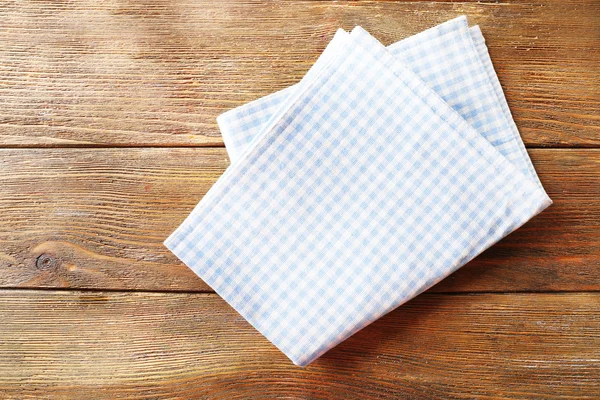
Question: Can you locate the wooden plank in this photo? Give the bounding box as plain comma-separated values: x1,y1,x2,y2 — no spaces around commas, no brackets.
0,0,598,147
0,290,598,398
0,148,598,292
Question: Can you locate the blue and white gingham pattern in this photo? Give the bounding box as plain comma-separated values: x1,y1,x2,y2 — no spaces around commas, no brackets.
387,17,540,186
217,16,541,187
469,25,541,187
218,29,348,163
165,28,551,366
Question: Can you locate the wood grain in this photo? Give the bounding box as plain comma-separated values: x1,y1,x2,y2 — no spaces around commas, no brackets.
0,289,598,399
1,1,598,397
0,0,598,147
0,148,598,293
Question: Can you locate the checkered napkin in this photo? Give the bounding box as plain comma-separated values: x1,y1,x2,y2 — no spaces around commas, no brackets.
218,16,541,188
165,22,551,366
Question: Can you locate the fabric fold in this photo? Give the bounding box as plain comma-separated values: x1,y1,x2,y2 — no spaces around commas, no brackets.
165,25,551,366
217,16,541,189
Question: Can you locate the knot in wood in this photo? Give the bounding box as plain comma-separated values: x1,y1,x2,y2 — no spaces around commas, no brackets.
36,254,57,270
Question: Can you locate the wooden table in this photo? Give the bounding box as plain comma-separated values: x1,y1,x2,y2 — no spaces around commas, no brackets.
1,1,598,398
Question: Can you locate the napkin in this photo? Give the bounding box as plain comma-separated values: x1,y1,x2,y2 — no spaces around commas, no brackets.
166,26,551,366
217,16,541,187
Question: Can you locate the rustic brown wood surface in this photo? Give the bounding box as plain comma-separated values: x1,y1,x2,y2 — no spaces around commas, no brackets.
1,0,598,147
1,148,599,293
0,0,599,398
1,290,599,399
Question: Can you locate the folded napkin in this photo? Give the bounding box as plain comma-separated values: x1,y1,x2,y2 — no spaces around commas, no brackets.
218,16,541,188
166,25,551,366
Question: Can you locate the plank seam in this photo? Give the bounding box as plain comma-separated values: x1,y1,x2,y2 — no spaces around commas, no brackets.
0,144,597,150
0,287,598,295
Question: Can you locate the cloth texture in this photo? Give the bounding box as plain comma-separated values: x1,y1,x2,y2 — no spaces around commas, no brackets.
165,21,551,366
218,16,541,188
